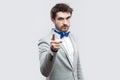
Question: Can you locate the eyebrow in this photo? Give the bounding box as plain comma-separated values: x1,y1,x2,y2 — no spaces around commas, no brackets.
66,16,71,19
58,16,71,20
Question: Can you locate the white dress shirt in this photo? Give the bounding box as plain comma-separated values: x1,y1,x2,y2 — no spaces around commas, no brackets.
62,37,74,64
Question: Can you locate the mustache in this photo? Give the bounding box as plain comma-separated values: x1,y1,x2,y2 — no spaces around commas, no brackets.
62,24,69,27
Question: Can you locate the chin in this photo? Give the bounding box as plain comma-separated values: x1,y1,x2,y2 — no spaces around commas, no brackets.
62,29,68,32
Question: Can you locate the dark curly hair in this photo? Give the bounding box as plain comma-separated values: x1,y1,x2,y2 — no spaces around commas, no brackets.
50,3,73,19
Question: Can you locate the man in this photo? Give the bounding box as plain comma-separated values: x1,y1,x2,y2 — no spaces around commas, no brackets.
38,3,83,80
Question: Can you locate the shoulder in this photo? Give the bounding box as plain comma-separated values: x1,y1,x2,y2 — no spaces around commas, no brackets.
70,32,77,41
38,31,53,46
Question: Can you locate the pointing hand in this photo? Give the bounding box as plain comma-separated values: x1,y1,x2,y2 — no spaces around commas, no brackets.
50,34,62,52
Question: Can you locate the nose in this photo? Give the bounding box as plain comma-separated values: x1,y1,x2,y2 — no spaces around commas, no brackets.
63,19,68,25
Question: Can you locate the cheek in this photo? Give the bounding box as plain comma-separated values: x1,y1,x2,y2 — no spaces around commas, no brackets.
56,21,63,26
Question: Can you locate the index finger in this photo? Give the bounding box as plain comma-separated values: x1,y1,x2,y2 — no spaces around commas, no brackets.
51,34,55,40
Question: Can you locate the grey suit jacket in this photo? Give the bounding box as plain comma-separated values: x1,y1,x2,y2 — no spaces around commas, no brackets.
38,28,83,80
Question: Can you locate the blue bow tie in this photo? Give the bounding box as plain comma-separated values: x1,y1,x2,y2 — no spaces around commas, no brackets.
54,29,70,39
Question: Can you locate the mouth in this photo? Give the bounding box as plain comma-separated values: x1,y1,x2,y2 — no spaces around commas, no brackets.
62,26,69,30
62,25,69,28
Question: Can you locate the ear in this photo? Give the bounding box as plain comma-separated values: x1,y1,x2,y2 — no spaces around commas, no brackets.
51,18,55,23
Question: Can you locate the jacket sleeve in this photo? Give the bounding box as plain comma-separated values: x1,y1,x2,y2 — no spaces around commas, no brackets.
77,55,84,80
38,39,56,77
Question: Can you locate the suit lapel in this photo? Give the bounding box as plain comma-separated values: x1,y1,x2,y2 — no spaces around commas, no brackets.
60,43,74,69
69,34,78,68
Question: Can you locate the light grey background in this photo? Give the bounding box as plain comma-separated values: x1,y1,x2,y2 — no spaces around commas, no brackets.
0,0,120,80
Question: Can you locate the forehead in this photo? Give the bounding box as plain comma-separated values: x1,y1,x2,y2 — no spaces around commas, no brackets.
56,12,71,18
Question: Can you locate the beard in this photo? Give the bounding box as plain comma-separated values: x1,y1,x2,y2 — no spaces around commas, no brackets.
55,24,70,32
